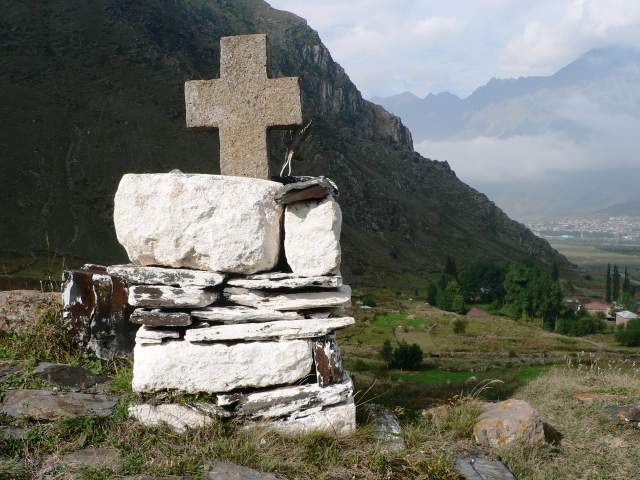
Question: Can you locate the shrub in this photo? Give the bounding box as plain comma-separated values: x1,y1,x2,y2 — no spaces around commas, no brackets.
391,341,424,370
615,318,640,346
452,318,468,335
556,311,606,337
381,339,393,366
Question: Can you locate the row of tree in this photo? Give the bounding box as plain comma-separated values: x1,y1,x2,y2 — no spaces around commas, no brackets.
605,264,636,304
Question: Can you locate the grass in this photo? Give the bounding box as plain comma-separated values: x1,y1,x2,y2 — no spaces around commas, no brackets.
391,365,549,385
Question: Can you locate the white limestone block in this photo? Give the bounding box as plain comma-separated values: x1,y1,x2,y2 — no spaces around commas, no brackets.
284,197,342,276
132,339,313,393
227,272,342,290
128,404,216,433
114,173,283,273
190,306,302,324
128,285,218,308
224,285,351,311
135,326,181,345
254,399,356,437
217,376,354,420
107,264,225,287
185,317,354,342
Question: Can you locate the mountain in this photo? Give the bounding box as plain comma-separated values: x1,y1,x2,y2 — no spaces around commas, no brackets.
373,47,640,220
597,199,640,217
0,0,567,286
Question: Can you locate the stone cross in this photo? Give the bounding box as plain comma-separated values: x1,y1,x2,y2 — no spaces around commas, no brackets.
185,34,303,179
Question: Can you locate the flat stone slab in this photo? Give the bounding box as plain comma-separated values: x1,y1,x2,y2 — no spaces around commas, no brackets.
206,461,282,480
191,306,302,324
114,173,283,273
185,317,354,342
284,197,342,276
107,264,225,287
0,389,118,420
255,399,356,437
217,376,353,420
33,362,105,391
227,272,342,290
474,399,545,448
62,447,122,472
129,285,218,308
454,455,517,480
130,309,192,327
135,325,181,345
224,286,351,311
132,339,313,393
129,403,217,433
275,177,338,205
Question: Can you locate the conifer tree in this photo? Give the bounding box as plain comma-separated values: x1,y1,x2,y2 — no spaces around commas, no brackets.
613,265,621,302
445,256,458,279
606,264,612,303
623,267,631,294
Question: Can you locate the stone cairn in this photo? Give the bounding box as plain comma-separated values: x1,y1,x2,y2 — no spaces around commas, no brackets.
62,34,356,435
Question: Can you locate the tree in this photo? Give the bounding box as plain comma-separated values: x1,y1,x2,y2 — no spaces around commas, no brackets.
381,339,393,366
453,317,468,335
391,341,423,370
615,318,640,347
426,283,438,305
552,262,560,281
620,292,636,312
623,267,631,294
444,256,458,279
613,265,621,301
606,264,612,303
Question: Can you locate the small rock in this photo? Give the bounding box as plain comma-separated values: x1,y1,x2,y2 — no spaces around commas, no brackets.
473,399,545,448
454,454,517,480
33,362,104,391
0,389,118,420
130,309,192,327
423,404,451,426
62,447,122,472
275,177,338,205
364,404,405,452
206,461,282,480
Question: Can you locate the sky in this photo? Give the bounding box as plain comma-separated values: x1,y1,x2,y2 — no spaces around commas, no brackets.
268,0,640,98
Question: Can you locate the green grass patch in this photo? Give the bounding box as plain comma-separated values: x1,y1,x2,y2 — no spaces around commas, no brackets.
391,365,549,385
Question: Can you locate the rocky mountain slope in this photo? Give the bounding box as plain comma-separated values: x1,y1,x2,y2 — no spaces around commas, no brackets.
0,0,567,285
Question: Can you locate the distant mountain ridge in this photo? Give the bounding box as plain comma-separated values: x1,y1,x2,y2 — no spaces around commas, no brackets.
373,47,640,220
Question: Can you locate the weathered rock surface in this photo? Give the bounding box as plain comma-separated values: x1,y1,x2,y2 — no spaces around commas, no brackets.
132,339,313,393
128,285,218,309
284,197,341,276
191,306,302,324
610,404,640,428
62,269,136,360
260,399,356,437
185,317,354,342
224,286,351,311
0,389,118,420
217,376,353,419
364,404,405,453
0,290,61,334
107,264,225,287
62,447,122,472
0,360,28,382
33,362,104,391
275,177,338,205
130,309,192,327
473,399,545,448
114,173,283,273
129,403,216,433
227,272,342,290
136,325,181,345
454,454,517,480
313,334,346,387
206,461,282,480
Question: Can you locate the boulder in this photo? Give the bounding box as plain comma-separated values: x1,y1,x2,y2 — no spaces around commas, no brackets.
129,403,217,432
473,399,545,448
128,285,218,309
224,286,351,311
191,306,302,324
132,339,313,393
0,389,118,420
107,264,225,287
0,290,61,334
206,461,282,480
227,272,342,290
284,197,341,276
130,309,192,327
363,404,405,453
184,317,354,342
114,173,283,273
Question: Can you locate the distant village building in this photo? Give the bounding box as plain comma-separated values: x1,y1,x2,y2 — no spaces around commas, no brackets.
582,300,612,319
616,310,639,326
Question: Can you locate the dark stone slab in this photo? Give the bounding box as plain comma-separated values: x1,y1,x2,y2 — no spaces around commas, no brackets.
610,404,640,427
0,389,118,420
206,461,282,480
62,269,137,360
130,308,192,327
275,177,338,205
313,334,345,387
33,362,105,391
454,455,517,480
62,447,122,471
